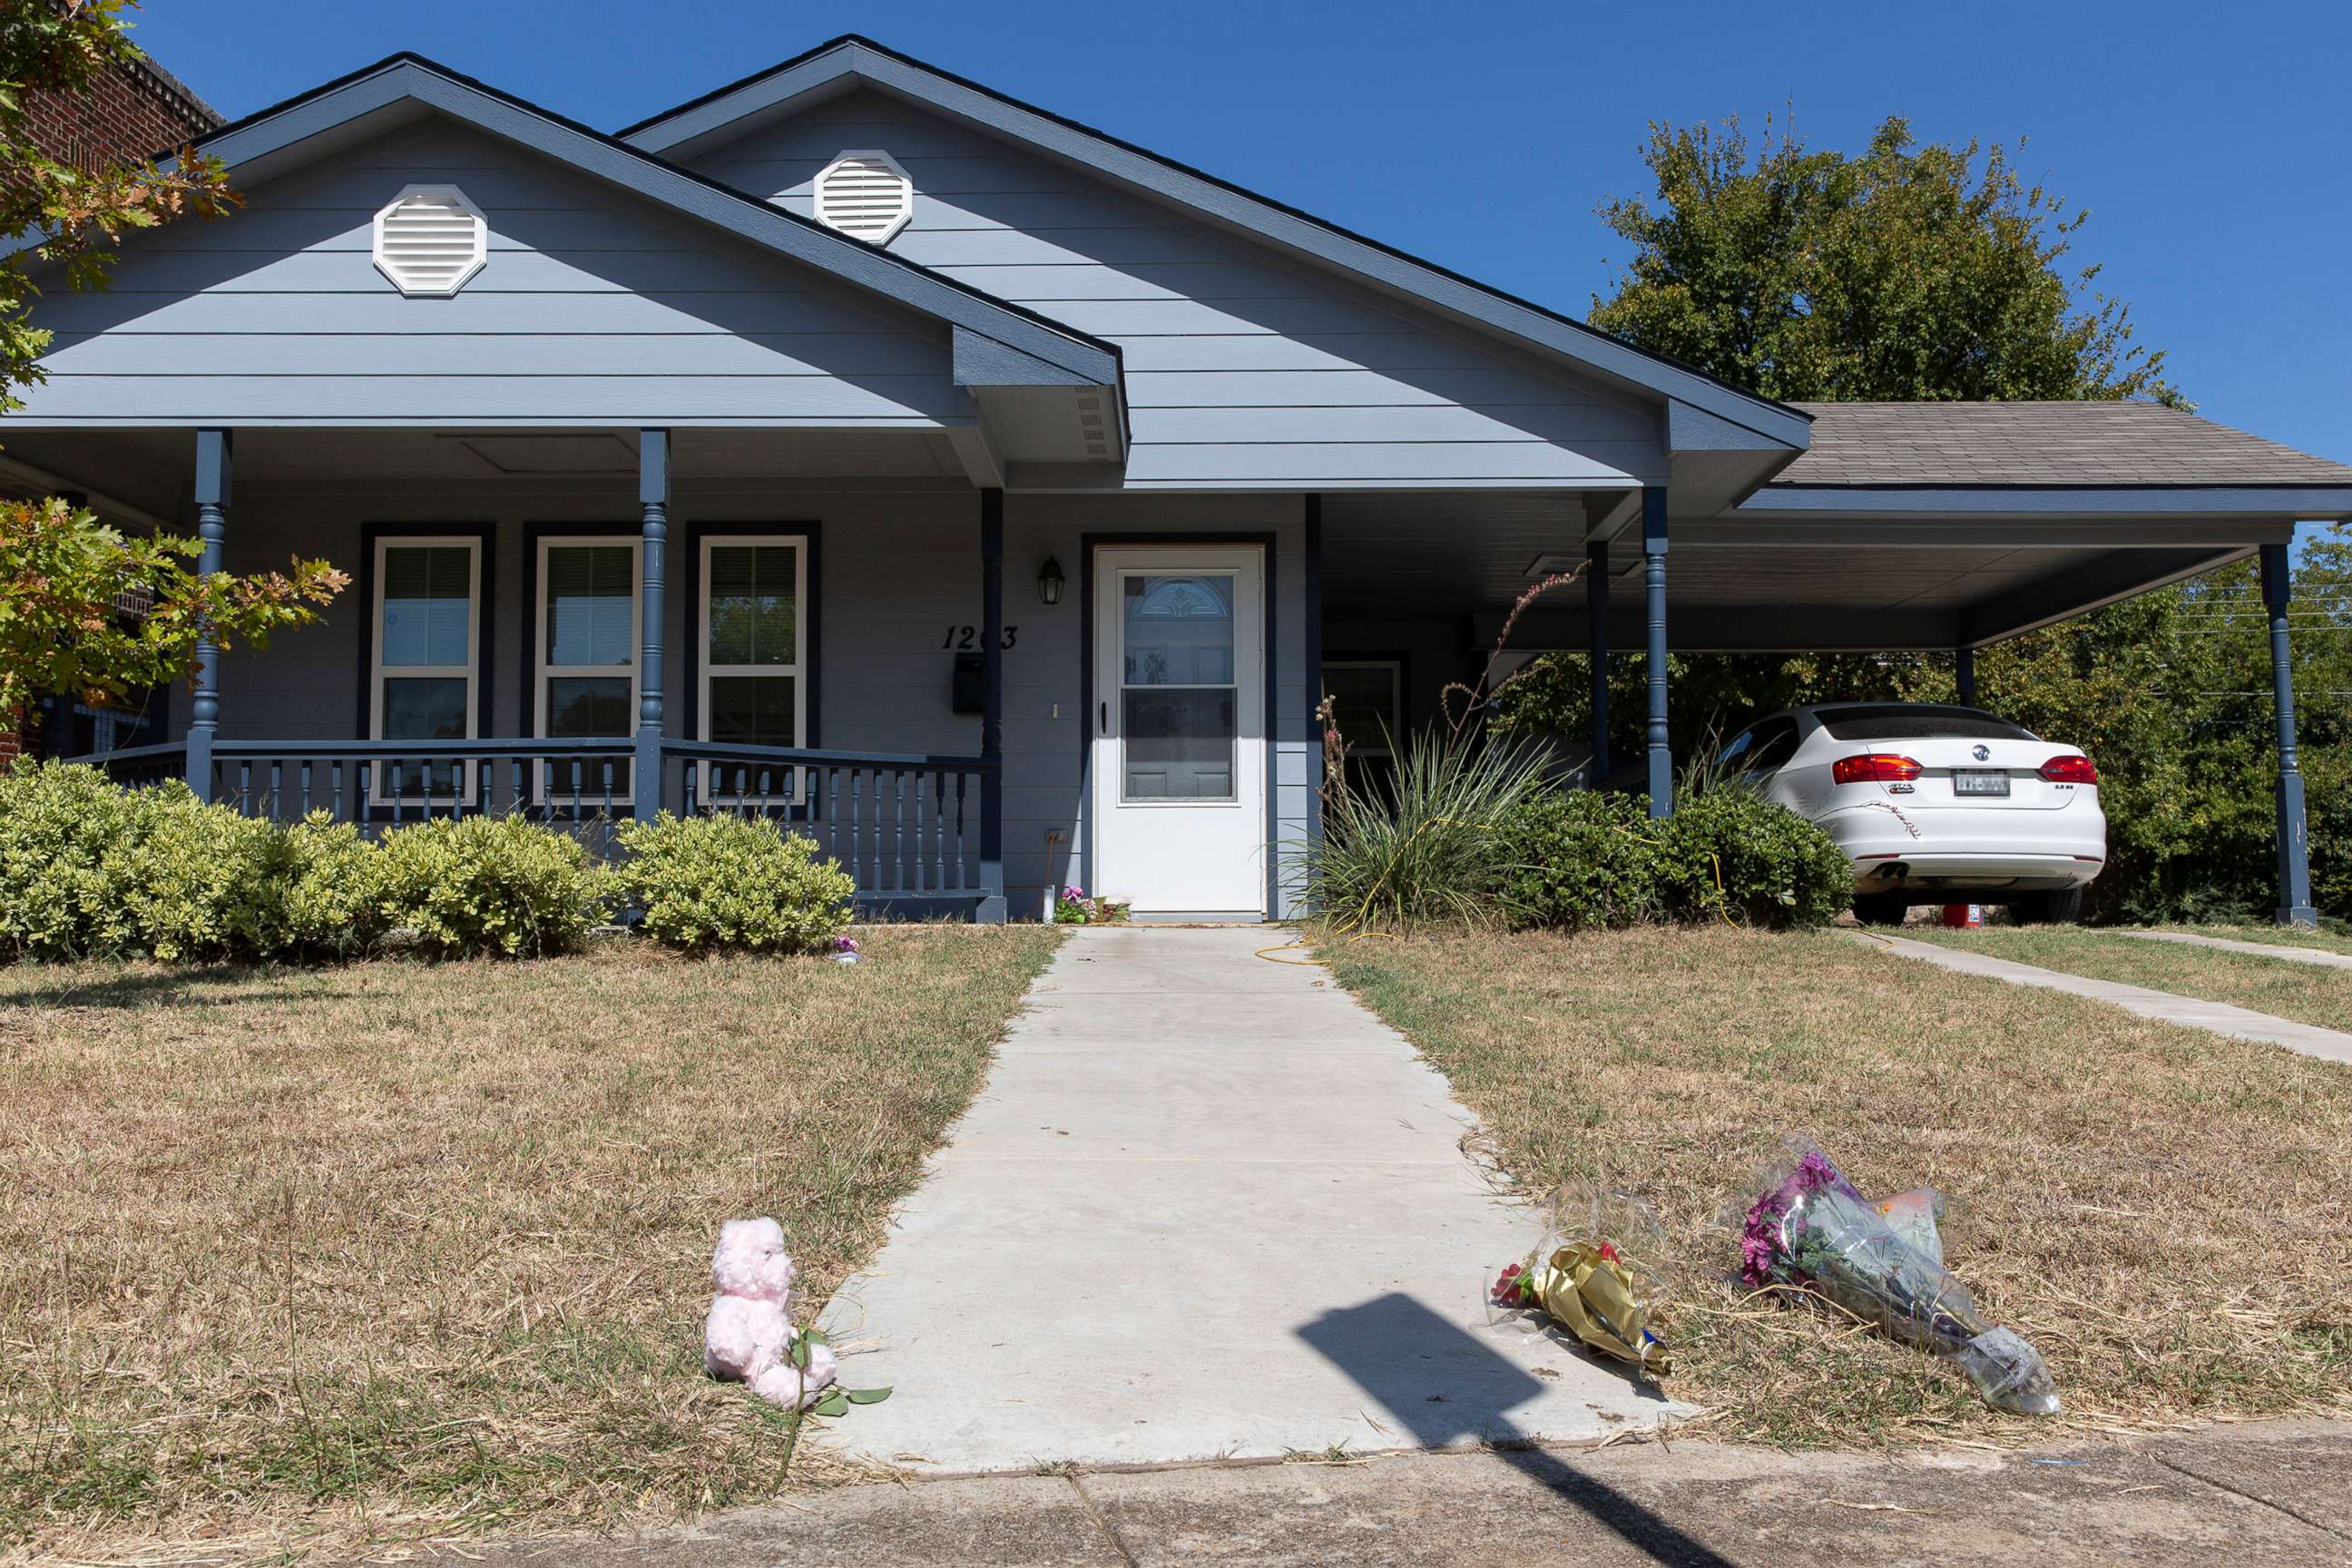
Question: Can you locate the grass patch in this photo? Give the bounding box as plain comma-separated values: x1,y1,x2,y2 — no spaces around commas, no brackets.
0,926,1059,1559
1907,926,2352,1034
1325,926,2352,1447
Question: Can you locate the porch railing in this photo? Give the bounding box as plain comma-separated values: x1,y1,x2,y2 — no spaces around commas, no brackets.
63,735,1000,912
667,739,987,899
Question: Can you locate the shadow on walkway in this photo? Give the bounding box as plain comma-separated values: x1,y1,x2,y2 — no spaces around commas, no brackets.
1302,1292,1732,1568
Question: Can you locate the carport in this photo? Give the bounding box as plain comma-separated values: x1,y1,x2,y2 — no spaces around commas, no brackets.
1317,402,2352,927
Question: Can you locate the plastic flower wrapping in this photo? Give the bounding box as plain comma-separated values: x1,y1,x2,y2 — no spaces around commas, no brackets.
1735,1138,2059,1416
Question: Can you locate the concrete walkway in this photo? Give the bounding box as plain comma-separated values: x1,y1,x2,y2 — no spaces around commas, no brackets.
817,925,1678,1473
2122,929,2352,969
368,1417,2352,1567
1862,933,2352,1065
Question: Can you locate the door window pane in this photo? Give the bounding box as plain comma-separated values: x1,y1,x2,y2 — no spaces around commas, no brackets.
1123,689,1235,800
545,545,634,666
380,546,472,666
1122,574,1233,686
710,675,797,748
708,544,798,667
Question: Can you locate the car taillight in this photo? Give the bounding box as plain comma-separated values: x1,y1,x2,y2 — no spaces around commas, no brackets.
2040,755,2098,785
1832,753,1923,785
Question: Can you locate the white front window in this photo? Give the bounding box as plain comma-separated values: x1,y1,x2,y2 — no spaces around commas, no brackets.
700,534,807,798
371,535,479,802
534,535,641,801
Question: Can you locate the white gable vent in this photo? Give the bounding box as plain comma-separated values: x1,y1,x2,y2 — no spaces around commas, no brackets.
813,150,914,244
372,185,488,298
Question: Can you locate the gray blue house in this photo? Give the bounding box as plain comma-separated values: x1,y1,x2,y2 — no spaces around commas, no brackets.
24,37,2352,922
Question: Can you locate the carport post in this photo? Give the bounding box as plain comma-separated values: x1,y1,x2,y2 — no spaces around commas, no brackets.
2260,542,2317,927
1585,536,1608,777
1642,487,1671,815
1955,644,1977,708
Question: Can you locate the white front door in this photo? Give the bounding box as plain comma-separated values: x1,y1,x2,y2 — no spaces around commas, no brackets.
1092,546,1267,917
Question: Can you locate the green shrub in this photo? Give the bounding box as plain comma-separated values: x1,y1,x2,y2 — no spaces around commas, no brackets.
0,760,289,961
246,812,391,959
613,811,854,954
1497,789,1671,930
1304,728,1551,933
375,813,613,958
1657,787,1854,928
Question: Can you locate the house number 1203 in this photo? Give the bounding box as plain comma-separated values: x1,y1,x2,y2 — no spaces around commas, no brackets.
943,624,1018,650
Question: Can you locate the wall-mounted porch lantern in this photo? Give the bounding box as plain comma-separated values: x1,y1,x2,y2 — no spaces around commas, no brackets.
1037,555,1065,605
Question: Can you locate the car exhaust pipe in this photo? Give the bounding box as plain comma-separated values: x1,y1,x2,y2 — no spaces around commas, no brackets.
1871,861,1910,881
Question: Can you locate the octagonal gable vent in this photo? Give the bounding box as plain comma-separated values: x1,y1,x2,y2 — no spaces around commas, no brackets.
812,150,914,244
372,185,488,298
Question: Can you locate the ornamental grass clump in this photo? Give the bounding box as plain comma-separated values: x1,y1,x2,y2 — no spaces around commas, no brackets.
614,810,854,954
374,812,614,958
1304,725,1551,934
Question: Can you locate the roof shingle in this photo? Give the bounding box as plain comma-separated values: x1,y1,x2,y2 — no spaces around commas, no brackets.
1777,402,2352,488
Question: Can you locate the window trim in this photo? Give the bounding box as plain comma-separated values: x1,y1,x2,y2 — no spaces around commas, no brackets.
697,531,809,799
533,530,642,804
363,526,491,807
1319,657,1405,760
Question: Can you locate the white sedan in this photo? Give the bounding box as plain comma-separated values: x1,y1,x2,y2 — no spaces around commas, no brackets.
1714,702,2106,925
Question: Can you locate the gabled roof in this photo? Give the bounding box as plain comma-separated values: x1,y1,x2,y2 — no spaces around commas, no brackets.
618,34,1811,453
169,53,1122,391
1781,402,2352,487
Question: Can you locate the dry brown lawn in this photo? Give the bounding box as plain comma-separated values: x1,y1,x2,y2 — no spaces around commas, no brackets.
0,926,1059,1563
1326,926,2352,1447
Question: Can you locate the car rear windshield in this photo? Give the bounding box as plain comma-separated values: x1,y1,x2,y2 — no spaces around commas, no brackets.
1817,704,2039,741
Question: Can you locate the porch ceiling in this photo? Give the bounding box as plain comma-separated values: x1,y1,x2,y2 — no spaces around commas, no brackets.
0,426,983,519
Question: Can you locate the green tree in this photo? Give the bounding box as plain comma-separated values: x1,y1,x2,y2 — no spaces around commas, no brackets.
1496,112,2334,920
0,1,345,737
1587,113,2176,404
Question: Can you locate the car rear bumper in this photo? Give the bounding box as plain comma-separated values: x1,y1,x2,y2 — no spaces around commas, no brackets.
1846,851,2103,893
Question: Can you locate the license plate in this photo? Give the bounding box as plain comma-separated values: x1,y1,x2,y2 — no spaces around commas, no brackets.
1951,769,2010,797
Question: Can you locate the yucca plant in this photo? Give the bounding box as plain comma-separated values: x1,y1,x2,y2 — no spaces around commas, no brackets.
1302,723,1552,935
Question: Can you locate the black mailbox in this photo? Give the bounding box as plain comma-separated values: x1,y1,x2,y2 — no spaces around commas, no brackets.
952,652,984,715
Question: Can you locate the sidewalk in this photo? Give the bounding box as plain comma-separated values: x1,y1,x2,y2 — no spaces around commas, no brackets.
358,1416,2352,1566
1858,932,2352,1066
813,925,1675,1472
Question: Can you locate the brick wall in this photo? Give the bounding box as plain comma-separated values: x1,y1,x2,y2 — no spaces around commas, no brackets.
5,52,216,764
24,50,220,174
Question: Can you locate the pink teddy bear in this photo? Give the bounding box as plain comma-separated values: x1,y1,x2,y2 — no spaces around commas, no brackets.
702,1216,838,1409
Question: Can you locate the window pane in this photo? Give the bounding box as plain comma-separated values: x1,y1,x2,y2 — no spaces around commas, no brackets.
710,674,797,748
1122,574,1233,686
381,545,472,667
708,544,798,667
545,545,635,667
1322,664,1398,754
546,675,632,737
382,676,468,740
1124,689,1234,800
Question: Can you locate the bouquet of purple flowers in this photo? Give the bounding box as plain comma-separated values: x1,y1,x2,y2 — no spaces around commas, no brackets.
1737,1139,2059,1416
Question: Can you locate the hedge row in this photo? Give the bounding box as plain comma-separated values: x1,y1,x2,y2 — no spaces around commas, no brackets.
0,761,854,963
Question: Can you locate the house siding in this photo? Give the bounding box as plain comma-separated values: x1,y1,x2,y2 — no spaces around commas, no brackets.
17,118,965,428
208,485,1309,920
682,89,1664,490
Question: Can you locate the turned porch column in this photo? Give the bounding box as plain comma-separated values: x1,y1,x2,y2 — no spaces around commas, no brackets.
635,428,668,823
185,428,230,800
1642,485,1671,816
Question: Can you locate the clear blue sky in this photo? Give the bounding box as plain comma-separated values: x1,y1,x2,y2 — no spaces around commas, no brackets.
132,0,2350,466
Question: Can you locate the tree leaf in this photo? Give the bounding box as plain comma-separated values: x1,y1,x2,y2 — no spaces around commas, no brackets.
845,1386,893,1405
